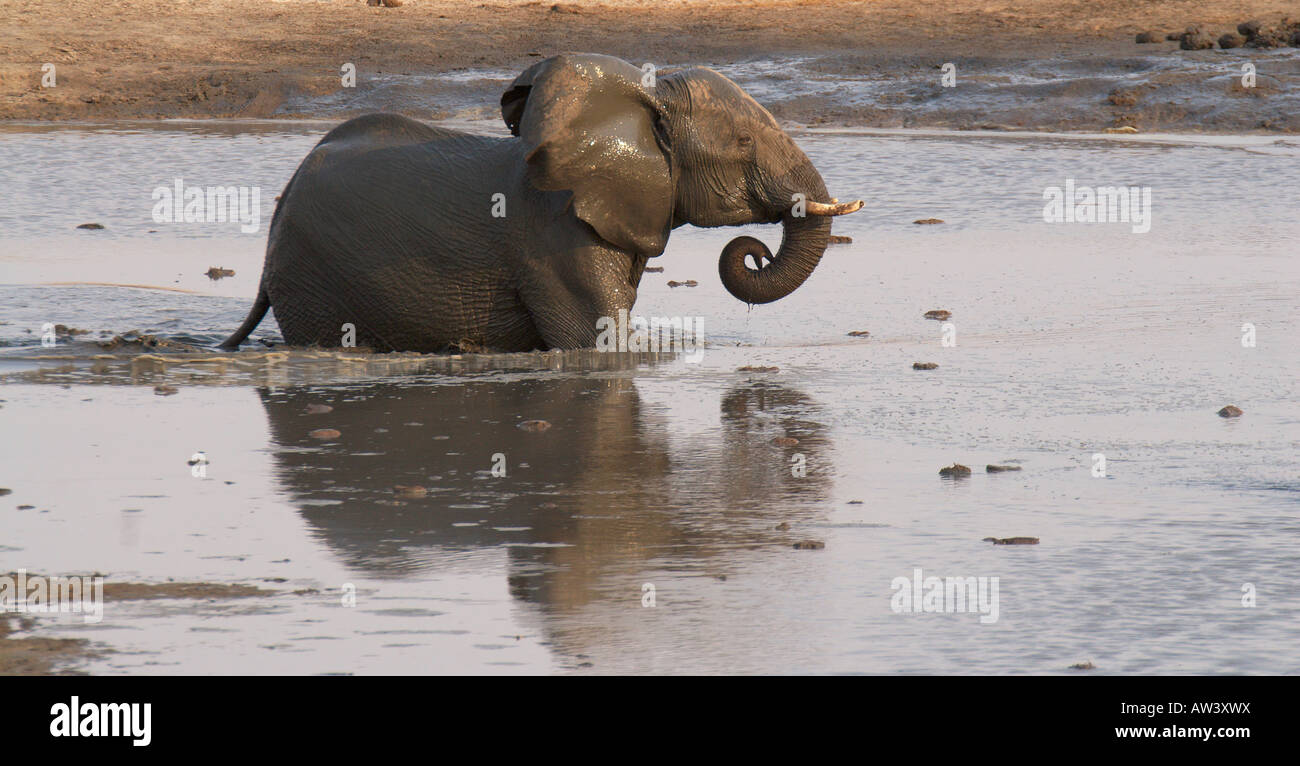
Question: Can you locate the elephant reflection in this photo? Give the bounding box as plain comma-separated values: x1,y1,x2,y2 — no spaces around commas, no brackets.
258,374,830,614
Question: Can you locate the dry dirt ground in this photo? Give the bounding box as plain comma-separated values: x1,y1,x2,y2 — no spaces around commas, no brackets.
1,0,1298,130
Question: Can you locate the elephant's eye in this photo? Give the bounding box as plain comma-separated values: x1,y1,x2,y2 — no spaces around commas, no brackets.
737,133,754,147
652,113,670,144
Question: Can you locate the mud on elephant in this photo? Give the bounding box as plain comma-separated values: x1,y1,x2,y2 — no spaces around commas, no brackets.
221,53,862,353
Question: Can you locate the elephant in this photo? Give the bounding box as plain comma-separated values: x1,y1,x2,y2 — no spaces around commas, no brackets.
220,53,862,353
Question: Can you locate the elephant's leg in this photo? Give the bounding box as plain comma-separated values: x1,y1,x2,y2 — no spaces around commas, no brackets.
264,232,401,350
517,244,642,349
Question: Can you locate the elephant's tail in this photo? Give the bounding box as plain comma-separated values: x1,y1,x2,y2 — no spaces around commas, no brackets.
219,287,270,350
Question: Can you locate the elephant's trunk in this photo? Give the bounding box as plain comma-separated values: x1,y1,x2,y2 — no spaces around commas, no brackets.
717,162,862,305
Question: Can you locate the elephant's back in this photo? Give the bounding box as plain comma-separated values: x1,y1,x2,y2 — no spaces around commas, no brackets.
317,113,445,147
278,117,515,268
302,114,499,178
264,116,529,351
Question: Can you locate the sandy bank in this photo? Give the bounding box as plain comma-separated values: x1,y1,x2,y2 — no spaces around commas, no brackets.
1,2,1298,129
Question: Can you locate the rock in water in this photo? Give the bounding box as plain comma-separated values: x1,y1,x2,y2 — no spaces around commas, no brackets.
98,332,198,352
792,540,825,550
1219,33,1244,49
986,464,1022,472
939,463,971,477
913,362,939,370
1108,89,1138,107
1217,405,1243,418
309,428,341,440
1245,27,1288,48
1180,32,1215,50
517,419,552,432
924,310,952,320
1135,31,1163,43
983,536,1040,545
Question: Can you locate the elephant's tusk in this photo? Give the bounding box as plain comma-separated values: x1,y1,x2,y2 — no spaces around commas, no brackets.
805,199,864,216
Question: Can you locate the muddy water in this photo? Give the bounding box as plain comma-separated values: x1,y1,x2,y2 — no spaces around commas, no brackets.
273,49,1300,131
2,124,1299,674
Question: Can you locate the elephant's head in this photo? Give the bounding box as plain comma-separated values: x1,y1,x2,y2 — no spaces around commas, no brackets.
501,54,862,305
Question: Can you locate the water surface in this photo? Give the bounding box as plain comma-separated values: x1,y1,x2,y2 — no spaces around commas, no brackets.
1,124,1298,674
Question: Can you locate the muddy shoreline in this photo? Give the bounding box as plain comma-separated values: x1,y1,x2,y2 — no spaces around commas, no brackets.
0,578,275,674
2,0,1298,132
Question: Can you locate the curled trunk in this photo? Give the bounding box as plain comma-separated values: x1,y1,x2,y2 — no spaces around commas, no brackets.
717,162,834,305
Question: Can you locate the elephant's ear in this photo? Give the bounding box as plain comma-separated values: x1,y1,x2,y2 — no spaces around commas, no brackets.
501,54,673,256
